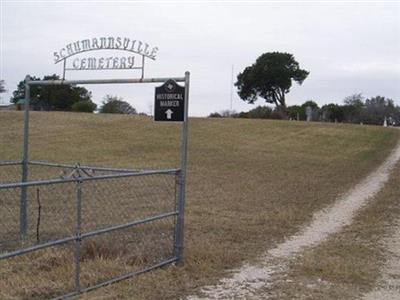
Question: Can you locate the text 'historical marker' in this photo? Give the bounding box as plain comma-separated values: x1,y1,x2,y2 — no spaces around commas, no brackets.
154,79,185,122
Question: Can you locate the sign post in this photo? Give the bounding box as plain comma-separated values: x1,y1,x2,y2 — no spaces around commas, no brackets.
175,71,189,264
154,73,190,263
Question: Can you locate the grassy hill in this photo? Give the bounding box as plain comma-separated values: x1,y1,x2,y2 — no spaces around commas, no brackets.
1,111,399,299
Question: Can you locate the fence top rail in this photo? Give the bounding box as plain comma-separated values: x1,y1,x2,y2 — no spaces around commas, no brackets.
26,77,185,86
0,168,180,189
28,160,140,173
0,160,22,166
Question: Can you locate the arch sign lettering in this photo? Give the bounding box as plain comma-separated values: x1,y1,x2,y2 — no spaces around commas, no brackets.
54,36,158,79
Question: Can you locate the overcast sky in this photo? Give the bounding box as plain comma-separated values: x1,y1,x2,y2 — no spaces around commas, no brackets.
1,1,399,116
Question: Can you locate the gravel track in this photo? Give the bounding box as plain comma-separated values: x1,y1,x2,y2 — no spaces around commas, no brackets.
187,141,400,300
362,220,400,300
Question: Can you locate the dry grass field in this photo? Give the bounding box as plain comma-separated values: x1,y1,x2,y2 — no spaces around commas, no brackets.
0,111,399,299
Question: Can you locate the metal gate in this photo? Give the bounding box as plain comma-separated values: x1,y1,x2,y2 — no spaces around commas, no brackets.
0,73,189,299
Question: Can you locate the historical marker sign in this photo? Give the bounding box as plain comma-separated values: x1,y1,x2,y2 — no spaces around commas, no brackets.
154,79,185,122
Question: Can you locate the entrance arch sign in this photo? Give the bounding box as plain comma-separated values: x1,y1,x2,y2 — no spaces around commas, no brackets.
54,36,158,79
5,40,191,299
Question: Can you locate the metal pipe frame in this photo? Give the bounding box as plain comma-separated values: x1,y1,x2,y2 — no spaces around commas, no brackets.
7,73,190,299
0,168,179,190
1,206,179,299
20,75,31,239
0,210,178,260
0,160,22,166
74,180,82,293
174,71,190,264
17,74,186,244
26,77,185,86
52,257,178,300
64,67,144,71
28,160,141,173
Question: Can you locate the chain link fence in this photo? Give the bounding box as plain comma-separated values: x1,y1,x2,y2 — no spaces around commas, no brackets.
0,161,22,184
0,162,180,299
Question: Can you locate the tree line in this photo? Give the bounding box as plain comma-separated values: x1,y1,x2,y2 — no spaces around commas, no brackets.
3,50,398,124
233,52,399,126
6,75,137,114
210,94,400,126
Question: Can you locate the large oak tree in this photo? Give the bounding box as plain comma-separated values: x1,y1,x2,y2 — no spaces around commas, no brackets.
235,52,309,119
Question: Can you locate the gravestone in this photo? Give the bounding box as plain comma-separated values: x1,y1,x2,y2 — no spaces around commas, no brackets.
306,106,312,122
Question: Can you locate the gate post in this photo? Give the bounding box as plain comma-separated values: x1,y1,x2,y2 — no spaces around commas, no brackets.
74,178,82,293
175,71,190,264
20,75,31,239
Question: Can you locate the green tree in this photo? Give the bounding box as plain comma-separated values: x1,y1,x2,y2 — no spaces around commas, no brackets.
246,106,273,119
208,112,222,118
235,52,309,119
71,100,97,113
99,95,137,114
360,96,397,125
10,76,41,107
342,93,364,123
321,103,345,122
344,93,364,108
287,105,304,120
301,100,319,110
298,100,319,121
10,74,94,111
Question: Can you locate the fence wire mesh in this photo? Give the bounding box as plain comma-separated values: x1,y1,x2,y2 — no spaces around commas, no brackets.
0,162,179,299
1,242,76,300
0,181,76,253
82,174,176,233
0,162,22,184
